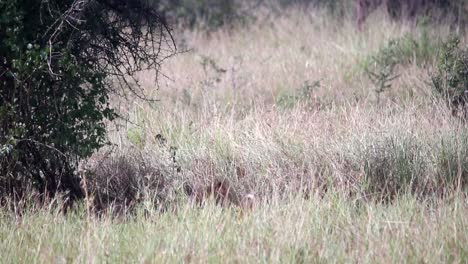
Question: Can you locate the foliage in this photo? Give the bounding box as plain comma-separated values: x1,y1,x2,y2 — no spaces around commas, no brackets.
431,36,468,118
0,0,175,202
364,39,402,102
363,26,437,101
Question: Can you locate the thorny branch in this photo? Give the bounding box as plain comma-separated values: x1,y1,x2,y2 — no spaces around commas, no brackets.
41,0,177,98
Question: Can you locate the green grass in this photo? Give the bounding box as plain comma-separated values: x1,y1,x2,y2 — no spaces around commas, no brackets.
1,195,466,263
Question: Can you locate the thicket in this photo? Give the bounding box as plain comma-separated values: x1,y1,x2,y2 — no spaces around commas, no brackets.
156,0,467,30
0,0,175,204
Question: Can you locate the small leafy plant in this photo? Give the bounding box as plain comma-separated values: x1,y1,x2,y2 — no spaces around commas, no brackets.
364,39,402,103
276,80,321,109
364,25,437,102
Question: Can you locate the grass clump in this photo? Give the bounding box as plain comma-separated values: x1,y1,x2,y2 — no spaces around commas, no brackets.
83,153,169,215
356,136,427,201
348,131,468,201
432,132,468,193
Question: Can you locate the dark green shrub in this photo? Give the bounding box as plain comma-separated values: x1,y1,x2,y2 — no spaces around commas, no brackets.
431,36,468,118
0,0,174,203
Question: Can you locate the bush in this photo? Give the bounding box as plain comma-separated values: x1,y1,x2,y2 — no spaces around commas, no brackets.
0,0,175,203
431,36,468,118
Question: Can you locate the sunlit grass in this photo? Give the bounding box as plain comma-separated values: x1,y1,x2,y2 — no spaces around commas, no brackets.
1,195,466,263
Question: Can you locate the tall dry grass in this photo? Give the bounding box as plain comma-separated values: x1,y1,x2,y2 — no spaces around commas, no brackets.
1,7,467,263
81,7,468,209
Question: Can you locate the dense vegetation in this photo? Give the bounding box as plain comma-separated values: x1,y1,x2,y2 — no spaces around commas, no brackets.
0,2,467,262
0,0,175,203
